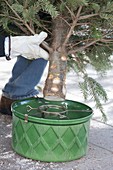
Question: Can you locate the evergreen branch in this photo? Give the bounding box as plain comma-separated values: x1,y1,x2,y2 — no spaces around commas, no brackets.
76,22,90,26
100,29,113,40
73,56,86,74
68,37,113,55
3,0,52,53
100,38,113,43
0,14,30,34
68,26,113,54
90,86,107,122
59,16,71,27
80,75,108,121
13,20,30,35
0,14,21,22
62,6,83,47
68,39,97,54
78,13,99,20
60,0,75,20
65,5,75,19
70,38,95,48
4,0,34,34
38,0,58,18
96,42,113,51
24,0,28,9
4,0,23,23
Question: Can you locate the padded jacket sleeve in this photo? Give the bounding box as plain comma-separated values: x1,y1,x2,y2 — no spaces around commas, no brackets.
0,36,6,57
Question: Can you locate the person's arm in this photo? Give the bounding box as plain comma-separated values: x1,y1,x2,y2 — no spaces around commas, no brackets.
0,32,49,60
0,36,7,58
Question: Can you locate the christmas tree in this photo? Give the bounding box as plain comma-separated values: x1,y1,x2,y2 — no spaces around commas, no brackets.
1,0,113,120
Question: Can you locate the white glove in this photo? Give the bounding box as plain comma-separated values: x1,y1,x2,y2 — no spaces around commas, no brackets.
9,32,49,60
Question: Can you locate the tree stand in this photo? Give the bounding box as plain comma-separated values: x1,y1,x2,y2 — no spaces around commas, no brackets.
11,98,93,162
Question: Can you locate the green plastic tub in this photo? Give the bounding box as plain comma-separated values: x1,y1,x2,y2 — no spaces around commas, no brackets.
11,98,93,162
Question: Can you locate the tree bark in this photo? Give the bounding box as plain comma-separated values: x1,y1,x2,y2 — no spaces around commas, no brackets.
43,16,69,101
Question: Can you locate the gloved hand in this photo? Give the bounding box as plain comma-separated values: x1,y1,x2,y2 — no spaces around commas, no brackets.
10,32,49,60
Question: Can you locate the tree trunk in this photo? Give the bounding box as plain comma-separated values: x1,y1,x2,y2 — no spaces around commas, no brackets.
43,16,69,101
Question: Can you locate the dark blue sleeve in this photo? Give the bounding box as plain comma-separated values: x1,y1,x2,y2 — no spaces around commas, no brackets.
0,36,6,57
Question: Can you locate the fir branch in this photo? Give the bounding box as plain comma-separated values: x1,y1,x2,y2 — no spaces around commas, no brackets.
100,38,113,43
69,38,95,49
79,75,108,121
13,20,30,35
68,37,113,55
60,0,75,20
62,6,83,47
78,13,99,20
38,0,58,18
3,0,52,53
4,0,23,23
0,14,21,22
68,39,98,54
59,16,71,27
